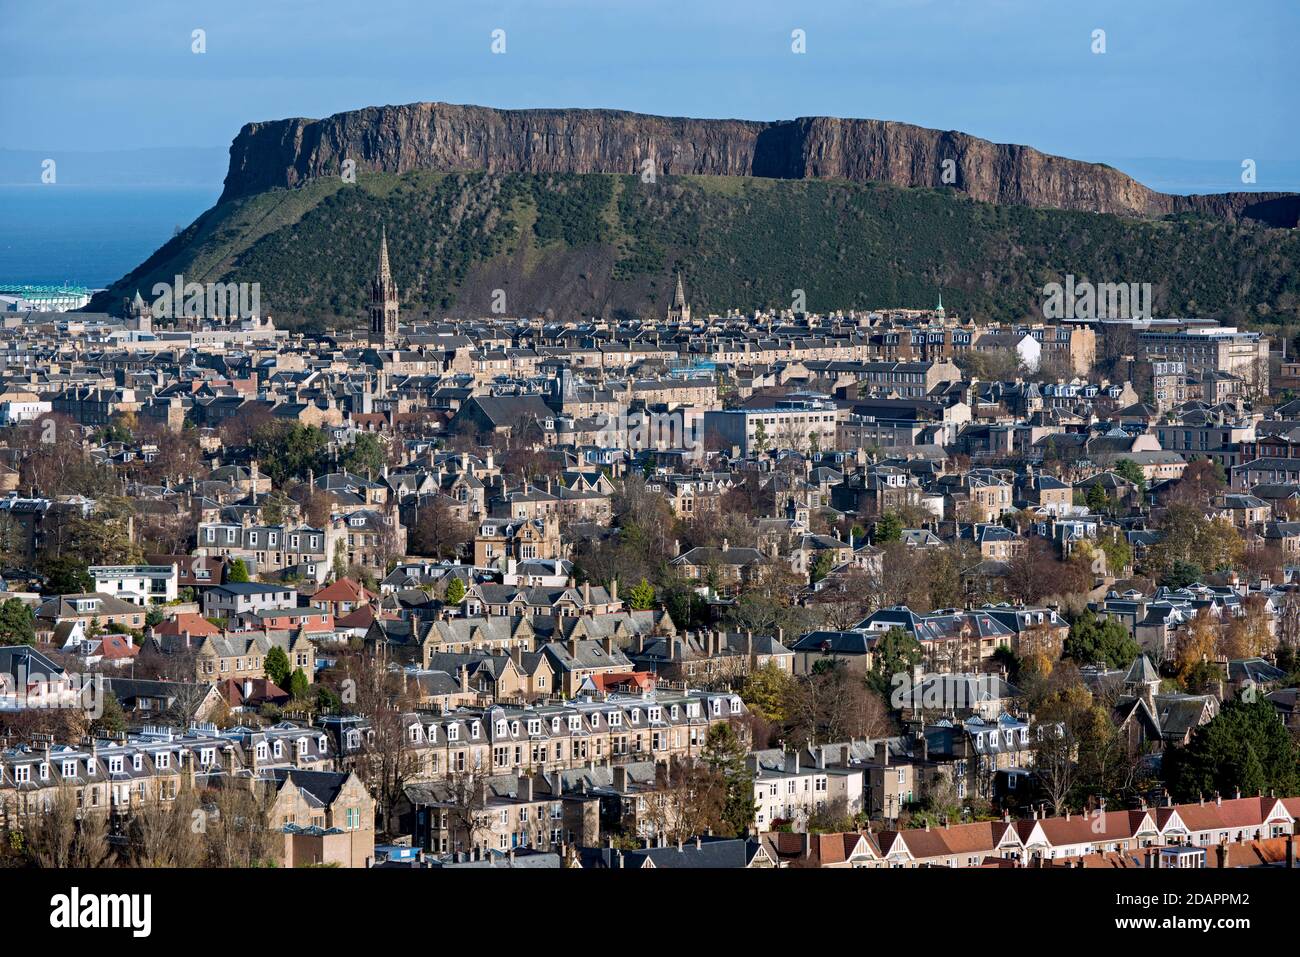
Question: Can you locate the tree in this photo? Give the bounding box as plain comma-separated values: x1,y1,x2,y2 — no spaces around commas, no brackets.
264,646,292,687
26,787,112,867
340,433,387,476
411,499,471,560
38,554,92,594
867,627,924,697
0,598,36,645
740,662,797,723
1164,698,1300,802
288,667,310,701
90,694,127,737
643,757,727,843
1085,481,1110,513
787,664,891,743
701,722,756,838
1114,458,1147,493
1063,612,1139,669
227,559,251,583
627,577,655,610
1174,609,1222,684
874,512,903,545
444,577,466,605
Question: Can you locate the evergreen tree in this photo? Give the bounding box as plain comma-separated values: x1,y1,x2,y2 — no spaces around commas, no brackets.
444,577,466,605
288,668,310,701
701,722,757,837
0,598,36,645
227,559,251,583
265,646,291,687
1063,612,1139,669
874,512,903,544
628,577,656,610
1164,698,1300,802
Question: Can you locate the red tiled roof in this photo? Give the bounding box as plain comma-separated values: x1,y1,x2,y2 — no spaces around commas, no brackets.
312,578,378,603
154,613,220,637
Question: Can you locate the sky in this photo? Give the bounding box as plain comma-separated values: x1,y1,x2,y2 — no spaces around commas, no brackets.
1,0,1297,189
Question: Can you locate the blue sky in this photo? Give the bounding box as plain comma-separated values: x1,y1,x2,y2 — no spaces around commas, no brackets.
2,0,1297,187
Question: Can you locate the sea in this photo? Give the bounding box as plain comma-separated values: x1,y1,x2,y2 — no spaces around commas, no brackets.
0,184,220,289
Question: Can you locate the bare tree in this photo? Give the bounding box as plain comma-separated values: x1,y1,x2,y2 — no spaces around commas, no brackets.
642,757,726,843
444,768,494,853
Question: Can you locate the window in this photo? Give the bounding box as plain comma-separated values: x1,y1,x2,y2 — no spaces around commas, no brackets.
14,765,30,783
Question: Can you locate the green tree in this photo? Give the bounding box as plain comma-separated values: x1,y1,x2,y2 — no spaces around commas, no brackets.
867,626,924,697
1063,612,1140,669
264,646,291,687
810,550,835,584
1163,559,1204,589
340,433,386,476
227,559,251,583
701,722,757,837
444,577,466,605
626,577,655,610
1164,698,1300,802
91,694,127,737
874,512,903,545
38,554,92,594
1085,482,1109,513
740,662,796,723
288,668,310,701
752,420,769,455
0,598,36,645
1114,458,1147,492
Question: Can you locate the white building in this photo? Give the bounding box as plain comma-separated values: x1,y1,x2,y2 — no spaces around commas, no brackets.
88,564,179,606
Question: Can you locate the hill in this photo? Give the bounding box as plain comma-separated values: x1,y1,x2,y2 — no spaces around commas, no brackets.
91,169,1300,330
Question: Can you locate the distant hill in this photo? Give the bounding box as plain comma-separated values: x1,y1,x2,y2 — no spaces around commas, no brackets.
218,103,1300,227
90,168,1300,330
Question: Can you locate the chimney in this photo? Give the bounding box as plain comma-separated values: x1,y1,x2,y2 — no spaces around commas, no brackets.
877,740,889,766
568,637,579,658
613,765,628,792
583,581,591,605
459,665,469,694
518,775,534,802
601,636,613,656
610,579,618,603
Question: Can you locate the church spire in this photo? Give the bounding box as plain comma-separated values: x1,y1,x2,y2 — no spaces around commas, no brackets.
378,224,392,280
370,224,399,349
667,270,690,322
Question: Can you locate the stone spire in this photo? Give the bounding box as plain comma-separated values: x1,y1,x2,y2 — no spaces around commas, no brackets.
370,224,399,348
667,270,690,323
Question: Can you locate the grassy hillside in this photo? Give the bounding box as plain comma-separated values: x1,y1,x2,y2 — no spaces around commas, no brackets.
92,171,1300,331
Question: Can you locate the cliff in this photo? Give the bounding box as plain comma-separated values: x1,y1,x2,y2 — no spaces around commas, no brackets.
220,103,1299,226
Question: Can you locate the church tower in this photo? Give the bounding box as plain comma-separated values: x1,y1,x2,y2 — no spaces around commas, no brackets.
667,271,691,323
370,226,399,348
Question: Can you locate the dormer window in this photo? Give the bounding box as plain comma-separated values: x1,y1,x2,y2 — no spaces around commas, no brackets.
273,741,283,758
346,730,360,749
609,711,621,727
256,743,268,760
496,720,507,736
471,722,481,739
448,724,459,741
133,754,143,771
296,738,308,755
318,736,327,751
409,725,422,743
155,752,169,770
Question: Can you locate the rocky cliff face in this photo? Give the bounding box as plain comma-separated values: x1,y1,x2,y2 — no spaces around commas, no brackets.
221,102,1298,226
